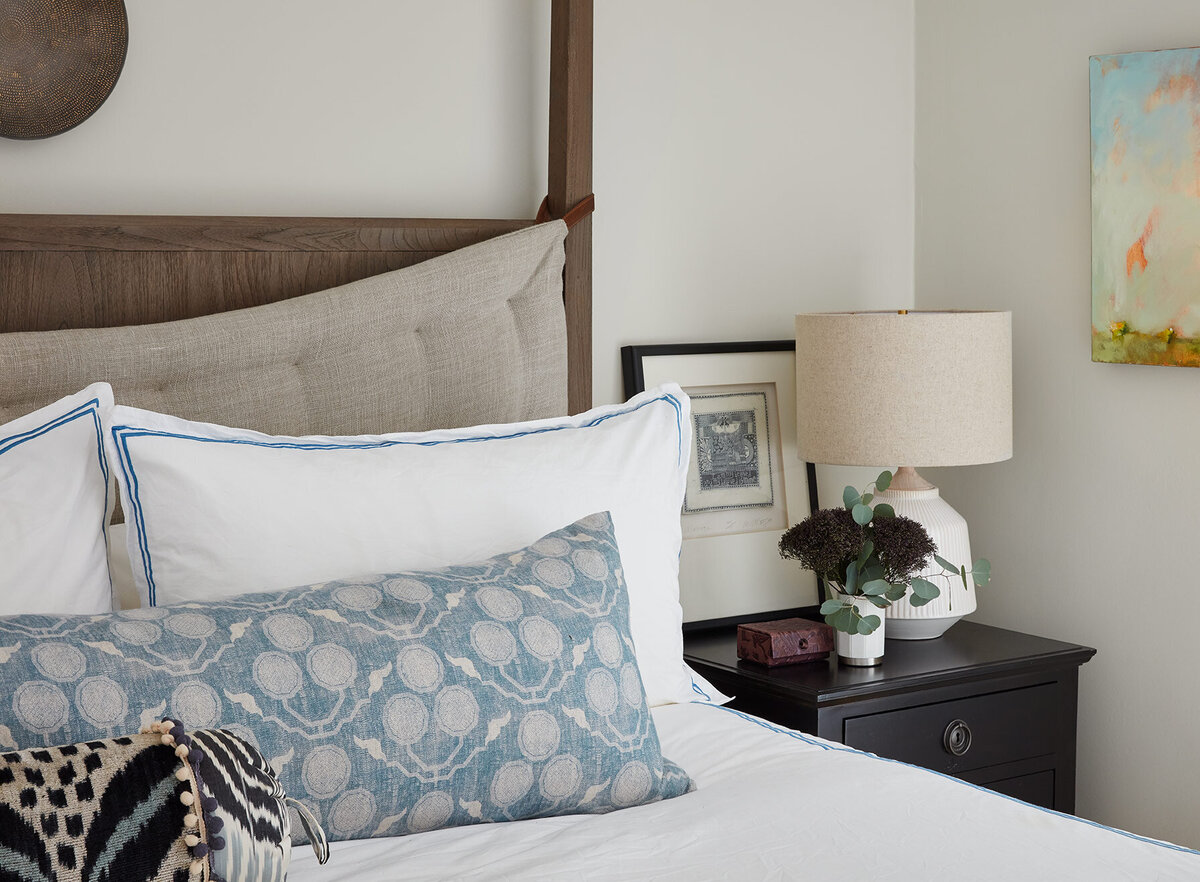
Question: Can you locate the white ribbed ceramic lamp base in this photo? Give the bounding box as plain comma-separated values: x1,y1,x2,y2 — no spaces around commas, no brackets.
875,468,976,640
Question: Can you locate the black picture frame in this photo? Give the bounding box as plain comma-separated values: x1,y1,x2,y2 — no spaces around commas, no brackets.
620,340,821,631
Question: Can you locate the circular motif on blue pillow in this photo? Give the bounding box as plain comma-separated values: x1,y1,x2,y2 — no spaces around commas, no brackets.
307,643,357,691
585,668,619,716
517,710,560,761
611,760,653,807
519,616,564,661
165,612,216,639
383,693,428,746
408,791,453,833
532,557,575,589
476,586,523,621
115,606,167,620
470,621,517,666
591,622,623,668
262,613,314,652
571,548,609,582
13,681,69,735
170,680,221,728
530,536,571,557
539,754,583,801
620,662,643,708
30,642,87,682
75,675,128,728
577,512,611,531
332,584,383,611
329,788,376,837
434,685,479,737
397,644,444,693
490,760,534,808
384,576,434,604
303,744,353,800
111,620,161,646
254,651,304,700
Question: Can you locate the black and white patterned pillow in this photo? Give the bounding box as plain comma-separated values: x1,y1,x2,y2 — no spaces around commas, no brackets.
0,719,327,882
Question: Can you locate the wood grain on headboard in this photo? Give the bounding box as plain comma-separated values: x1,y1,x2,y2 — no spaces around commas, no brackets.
0,215,533,330
0,0,593,411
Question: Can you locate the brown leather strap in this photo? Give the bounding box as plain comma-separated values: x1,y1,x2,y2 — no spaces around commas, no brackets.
536,193,595,229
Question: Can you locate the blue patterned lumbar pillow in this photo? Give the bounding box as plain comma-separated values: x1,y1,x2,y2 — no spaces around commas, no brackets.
0,512,693,842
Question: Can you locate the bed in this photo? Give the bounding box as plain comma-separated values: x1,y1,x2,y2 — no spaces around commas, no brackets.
0,3,1198,880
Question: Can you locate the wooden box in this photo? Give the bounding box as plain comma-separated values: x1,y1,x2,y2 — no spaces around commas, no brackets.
737,617,833,667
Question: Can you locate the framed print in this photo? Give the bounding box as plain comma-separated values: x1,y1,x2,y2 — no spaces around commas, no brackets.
681,383,787,538
621,341,819,625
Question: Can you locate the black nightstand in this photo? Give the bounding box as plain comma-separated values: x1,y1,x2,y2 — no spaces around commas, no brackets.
684,621,1095,813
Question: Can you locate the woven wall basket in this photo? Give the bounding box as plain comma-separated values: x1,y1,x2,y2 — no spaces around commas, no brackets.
0,0,128,140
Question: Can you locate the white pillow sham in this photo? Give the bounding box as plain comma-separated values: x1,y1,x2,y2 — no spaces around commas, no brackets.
0,382,115,615
107,385,695,706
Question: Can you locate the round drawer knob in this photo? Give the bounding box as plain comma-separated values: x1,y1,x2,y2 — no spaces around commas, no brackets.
943,719,972,756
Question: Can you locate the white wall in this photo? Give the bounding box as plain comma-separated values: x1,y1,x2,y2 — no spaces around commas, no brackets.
916,0,1200,848
594,1,915,405
0,1,550,218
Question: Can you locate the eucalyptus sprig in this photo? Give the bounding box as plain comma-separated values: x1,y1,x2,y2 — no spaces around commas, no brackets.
779,470,992,636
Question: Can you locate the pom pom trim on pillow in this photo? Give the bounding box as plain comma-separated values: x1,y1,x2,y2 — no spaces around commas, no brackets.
0,719,327,882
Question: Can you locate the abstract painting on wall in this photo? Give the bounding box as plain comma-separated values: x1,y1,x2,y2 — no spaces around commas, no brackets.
1091,47,1200,367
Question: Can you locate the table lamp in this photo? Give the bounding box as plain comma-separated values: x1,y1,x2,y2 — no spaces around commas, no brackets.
794,310,1012,639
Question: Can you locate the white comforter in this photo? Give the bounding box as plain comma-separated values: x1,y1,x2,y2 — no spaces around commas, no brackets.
289,702,1200,881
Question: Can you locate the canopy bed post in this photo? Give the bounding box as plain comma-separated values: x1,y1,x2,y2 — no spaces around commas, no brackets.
548,0,594,414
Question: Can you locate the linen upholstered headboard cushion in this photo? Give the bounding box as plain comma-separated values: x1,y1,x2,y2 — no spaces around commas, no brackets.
0,221,568,435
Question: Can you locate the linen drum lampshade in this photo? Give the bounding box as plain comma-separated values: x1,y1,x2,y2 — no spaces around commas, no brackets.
794,310,1013,638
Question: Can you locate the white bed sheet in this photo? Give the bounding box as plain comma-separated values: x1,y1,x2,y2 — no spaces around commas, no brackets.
289,702,1200,881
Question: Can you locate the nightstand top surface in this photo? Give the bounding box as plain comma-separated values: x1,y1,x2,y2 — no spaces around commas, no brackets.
684,620,1095,705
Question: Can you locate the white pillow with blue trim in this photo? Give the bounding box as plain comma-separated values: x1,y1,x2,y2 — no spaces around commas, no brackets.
0,382,115,615
107,385,696,707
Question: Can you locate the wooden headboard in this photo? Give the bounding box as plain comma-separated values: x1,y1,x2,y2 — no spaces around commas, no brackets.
0,0,593,415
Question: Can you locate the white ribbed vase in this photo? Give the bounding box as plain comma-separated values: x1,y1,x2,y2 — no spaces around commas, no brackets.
835,593,885,666
875,482,976,640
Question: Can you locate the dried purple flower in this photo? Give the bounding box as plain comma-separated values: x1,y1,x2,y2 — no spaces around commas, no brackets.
778,508,863,583
871,515,936,583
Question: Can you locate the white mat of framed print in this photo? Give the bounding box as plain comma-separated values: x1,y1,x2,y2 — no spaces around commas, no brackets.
621,341,819,624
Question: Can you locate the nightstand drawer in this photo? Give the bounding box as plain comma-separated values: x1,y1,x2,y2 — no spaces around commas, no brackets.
842,683,1058,774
